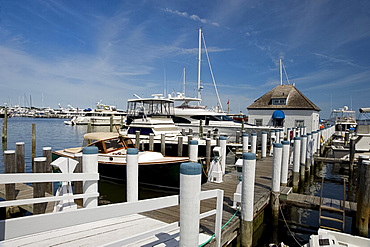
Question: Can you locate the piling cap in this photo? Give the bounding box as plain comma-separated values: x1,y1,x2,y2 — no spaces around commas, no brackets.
127,148,138,155
251,133,257,136
312,131,318,134
307,133,312,136
243,152,256,160
282,141,290,145
83,146,99,154
242,133,249,137
219,136,227,140
273,143,283,148
301,135,307,138
287,128,291,130
180,162,202,175
189,140,198,145
271,130,276,133
262,131,267,134
293,137,301,140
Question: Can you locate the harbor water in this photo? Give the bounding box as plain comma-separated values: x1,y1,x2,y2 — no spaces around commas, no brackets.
0,117,368,246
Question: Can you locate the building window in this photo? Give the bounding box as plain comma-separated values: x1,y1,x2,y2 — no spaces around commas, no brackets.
295,120,304,127
255,119,263,126
272,98,286,105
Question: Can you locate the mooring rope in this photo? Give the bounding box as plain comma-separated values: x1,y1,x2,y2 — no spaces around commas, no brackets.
279,204,302,246
199,205,240,247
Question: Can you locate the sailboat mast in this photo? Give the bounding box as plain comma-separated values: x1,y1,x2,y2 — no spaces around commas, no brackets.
183,67,186,95
280,58,283,85
197,28,202,104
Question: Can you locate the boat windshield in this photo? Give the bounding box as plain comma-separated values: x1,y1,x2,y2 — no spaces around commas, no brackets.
190,115,234,121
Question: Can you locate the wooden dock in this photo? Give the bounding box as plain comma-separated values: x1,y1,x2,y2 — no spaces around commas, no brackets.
0,183,54,214
281,192,358,215
141,155,276,246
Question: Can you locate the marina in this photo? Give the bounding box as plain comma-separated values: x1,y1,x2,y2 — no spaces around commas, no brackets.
0,115,369,246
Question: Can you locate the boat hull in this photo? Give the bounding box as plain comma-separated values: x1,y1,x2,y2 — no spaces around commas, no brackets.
52,151,189,189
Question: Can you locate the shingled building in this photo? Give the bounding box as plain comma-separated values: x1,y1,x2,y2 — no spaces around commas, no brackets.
247,84,321,133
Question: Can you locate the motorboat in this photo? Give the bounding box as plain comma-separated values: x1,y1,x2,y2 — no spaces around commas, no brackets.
328,106,357,136
53,132,189,188
304,228,370,247
120,94,218,157
64,101,126,126
169,92,243,139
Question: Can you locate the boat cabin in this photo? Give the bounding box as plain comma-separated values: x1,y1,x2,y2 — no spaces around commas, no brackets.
84,132,136,154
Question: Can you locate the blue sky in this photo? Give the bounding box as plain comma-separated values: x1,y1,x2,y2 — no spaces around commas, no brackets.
0,0,369,118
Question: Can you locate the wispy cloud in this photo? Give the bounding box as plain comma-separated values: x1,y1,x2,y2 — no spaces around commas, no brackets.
164,8,220,27
312,52,365,68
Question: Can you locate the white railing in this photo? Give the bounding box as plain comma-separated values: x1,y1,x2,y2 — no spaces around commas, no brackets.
0,185,223,247
0,172,99,208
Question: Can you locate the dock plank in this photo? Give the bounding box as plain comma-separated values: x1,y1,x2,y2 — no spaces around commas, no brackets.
0,183,54,214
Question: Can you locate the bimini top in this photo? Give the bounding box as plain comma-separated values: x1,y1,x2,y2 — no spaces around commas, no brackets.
272,110,285,119
83,132,119,141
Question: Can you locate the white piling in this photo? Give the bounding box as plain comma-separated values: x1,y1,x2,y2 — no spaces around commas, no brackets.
300,135,307,174
272,143,283,193
251,133,257,154
281,141,290,186
312,131,318,154
292,137,301,191
219,136,227,174
126,148,139,202
292,127,296,138
240,152,256,247
189,140,199,163
287,128,291,143
82,146,99,208
279,129,284,143
179,162,202,247
242,133,249,153
261,131,267,158
275,130,280,144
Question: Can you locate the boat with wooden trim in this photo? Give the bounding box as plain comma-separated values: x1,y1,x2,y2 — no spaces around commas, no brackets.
53,132,189,189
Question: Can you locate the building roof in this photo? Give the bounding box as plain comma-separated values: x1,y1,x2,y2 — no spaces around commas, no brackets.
247,84,321,111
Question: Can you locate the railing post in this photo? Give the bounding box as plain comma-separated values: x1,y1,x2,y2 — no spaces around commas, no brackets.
33,157,47,215
74,153,83,206
241,153,256,247
127,148,139,202
82,146,99,208
179,162,202,247
215,189,223,247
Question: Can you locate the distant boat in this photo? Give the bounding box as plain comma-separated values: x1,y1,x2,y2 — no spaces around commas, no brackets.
64,101,126,126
